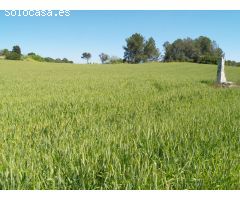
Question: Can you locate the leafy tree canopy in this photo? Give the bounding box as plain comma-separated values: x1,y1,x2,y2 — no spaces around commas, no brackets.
81,52,91,64
99,53,109,64
163,36,224,64
12,45,21,55
124,33,160,64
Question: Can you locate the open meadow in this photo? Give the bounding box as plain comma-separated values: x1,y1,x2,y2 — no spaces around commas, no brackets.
0,60,239,189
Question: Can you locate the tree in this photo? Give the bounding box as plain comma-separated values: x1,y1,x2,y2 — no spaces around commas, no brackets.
163,41,173,62
108,56,123,64
44,57,55,62
195,36,212,55
123,33,145,63
99,53,109,64
163,36,223,64
62,58,73,63
143,37,160,62
62,58,69,63
226,60,240,67
6,45,22,60
12,45,21,55
28,52,36,56
81,52,91,64
123,33,161,64
0,49,9,56
29,54,44,62
195,36,223,64
55,58,62,63
6,52,21,60
212,41,224,60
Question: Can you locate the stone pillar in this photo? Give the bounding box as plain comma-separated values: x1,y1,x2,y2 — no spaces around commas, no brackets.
217,57,227,84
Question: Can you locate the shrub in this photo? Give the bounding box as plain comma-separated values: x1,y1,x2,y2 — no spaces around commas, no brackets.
108,56,123,64
29,54,44,62
6,52,21,60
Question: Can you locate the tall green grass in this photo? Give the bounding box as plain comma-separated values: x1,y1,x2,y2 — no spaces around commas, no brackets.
0,60,239,189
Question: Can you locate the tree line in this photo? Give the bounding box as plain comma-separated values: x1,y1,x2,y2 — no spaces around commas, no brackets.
1,33,239,66
0,46,74,64
122,34,225,64
81,52,123,64
163,36,224,64
81,33,238,66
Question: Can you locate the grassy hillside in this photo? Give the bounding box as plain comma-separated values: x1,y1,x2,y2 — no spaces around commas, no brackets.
0,60,239,189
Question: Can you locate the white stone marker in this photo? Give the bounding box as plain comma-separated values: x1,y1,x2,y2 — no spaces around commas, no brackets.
217,57,227,84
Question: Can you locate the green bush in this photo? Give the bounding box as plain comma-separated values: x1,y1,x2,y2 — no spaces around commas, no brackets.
107,56,123,64
6,52,21,60
29,54,44,62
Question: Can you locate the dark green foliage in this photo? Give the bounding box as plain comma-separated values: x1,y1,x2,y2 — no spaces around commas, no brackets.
55,58,62,63
163,36,224,64
28,52,36,56
2,46,73,63
124,33,145,63
99,53,109,64
225,60,240,67
62,58,69,63
6,45,22,60
0,49,9,56
195,36,212,55
124,33,160,64
26,53,74,63
63,58,73,64
44,57,55,62
49,57,73,64
143,37,160,62
6,52,21,60
12,45,21,55
81,52,91,64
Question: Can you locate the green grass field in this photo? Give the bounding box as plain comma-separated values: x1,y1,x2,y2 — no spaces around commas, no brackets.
0,60,239,189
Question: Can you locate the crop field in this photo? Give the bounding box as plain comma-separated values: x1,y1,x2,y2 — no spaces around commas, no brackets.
0,60,239,189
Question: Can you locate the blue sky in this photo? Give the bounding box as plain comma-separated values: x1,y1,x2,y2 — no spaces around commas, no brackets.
1,10,240,63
